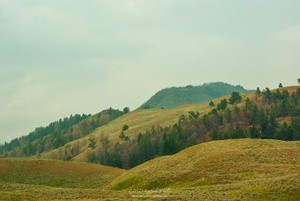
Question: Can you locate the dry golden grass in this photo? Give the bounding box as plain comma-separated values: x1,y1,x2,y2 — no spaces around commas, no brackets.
0,158,124,189
108,139,300,200
1,139,300,200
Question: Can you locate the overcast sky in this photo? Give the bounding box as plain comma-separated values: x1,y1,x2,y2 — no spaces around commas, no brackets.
0,0,300,143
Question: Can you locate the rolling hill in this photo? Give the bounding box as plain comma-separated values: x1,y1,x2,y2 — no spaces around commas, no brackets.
42,93,243,162
141,82,253,108
40,85,300,166
108,139,300,200
0,85,299,200
0,158,124,189
1,139,299,200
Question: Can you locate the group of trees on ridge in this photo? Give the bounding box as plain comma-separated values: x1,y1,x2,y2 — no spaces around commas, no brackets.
87,87,300,169
0,107,129,158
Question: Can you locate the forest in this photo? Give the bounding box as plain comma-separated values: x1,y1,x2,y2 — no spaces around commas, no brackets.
88,87,300,169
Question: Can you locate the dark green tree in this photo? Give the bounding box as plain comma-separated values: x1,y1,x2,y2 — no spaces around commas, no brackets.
256,87,261,95
119,131,129,141
279,83,283,88
123,107,130,114
122,124,129,131
217,99,228,111
88,138,96,149
209,101,215,107
229,91,242,104
262,88,273,103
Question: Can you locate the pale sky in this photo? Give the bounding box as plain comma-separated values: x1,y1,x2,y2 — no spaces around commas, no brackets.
1,0,300,143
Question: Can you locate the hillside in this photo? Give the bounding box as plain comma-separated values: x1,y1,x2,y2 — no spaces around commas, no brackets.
0,158,128,200
41,85,300,167
108,139,300,200
42,91,249,162
0,158,124,189
0,108,124,158
41,102,215,161
1,139,299,200
141,82,252,108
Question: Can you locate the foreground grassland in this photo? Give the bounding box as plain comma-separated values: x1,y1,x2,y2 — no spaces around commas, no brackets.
1,139,299,200
109,139,300,200
0,159,124,189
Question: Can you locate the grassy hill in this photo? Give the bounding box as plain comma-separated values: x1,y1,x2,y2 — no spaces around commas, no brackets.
0,158,124,189
108,139,300,200
0,158,128,200
141,82,252,108
1,139,299,200
42,93,242,162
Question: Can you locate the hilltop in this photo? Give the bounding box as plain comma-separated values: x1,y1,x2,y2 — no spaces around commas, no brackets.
141,82,252,108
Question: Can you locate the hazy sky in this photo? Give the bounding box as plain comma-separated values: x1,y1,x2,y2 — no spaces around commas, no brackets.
1,0,300,143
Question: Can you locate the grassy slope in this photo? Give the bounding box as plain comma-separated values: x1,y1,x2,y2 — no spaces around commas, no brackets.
0,158,124,189
43,93,252,162
108,139,300,200
1,139,299,200
42,101,215,161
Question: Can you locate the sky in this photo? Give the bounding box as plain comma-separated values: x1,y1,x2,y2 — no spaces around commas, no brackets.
0,0,300,143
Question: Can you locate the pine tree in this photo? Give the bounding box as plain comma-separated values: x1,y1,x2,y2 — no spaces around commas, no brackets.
229,91,242,104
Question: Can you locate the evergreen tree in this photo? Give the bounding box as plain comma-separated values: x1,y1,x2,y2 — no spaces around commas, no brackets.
256,87,261,96
88,138,96,149
229,91,242,104
123,107,130,114
217,99,228,111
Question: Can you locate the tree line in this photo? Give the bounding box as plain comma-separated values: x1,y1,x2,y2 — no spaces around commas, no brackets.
0,108,127,157
87,88,300,169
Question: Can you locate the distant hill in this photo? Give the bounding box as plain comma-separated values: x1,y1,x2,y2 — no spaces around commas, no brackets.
141,82,253,108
